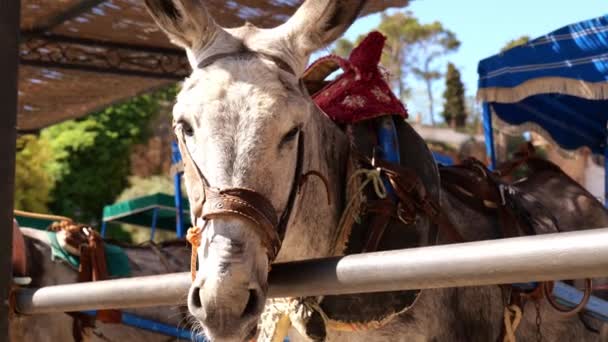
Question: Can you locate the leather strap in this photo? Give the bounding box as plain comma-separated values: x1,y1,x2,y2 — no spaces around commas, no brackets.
355,154,465,245
198,50,295,76
494,142,535,178
203,187,281,260
440,158,526,239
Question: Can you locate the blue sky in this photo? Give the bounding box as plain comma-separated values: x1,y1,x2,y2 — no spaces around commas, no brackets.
314,0,608,121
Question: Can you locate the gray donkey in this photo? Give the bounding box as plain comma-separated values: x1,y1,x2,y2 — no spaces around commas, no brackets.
143,0,607,341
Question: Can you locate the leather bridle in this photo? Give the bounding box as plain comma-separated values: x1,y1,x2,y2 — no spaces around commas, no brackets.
177,50,308,263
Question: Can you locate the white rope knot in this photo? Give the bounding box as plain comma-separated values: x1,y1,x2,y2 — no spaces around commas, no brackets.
348,167,387,200
335,167,387,236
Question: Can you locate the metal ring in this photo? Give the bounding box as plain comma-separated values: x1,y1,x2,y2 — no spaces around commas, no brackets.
542,279,592,317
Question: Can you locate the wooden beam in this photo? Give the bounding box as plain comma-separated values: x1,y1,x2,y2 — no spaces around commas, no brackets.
21,0,106,37
19,34,189,80
0,0,20,339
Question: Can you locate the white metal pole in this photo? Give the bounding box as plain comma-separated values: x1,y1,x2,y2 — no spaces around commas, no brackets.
15,228,608,315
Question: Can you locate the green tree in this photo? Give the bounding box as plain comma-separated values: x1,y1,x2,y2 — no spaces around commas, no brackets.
43,85,178,224
331,13,460,126
14,134,54,213
501,35,530,52
442,62,467,128
376,11,421,100
465,95,482,134
409,22,460,126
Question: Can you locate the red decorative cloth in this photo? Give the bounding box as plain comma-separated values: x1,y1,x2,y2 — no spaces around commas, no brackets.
304,31,408,124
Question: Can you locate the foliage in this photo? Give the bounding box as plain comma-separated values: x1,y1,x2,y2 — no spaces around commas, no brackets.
464,95,482,134
42,85,179,224
116,175,178,202
501,36,530,52
441,63,467,128
14,134,54,213
407,21,460,126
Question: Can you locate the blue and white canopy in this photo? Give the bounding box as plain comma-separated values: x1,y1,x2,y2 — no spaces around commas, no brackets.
477,14,608,156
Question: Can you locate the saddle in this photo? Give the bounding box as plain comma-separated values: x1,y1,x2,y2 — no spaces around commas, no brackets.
440,157,537,239
440,142,561,240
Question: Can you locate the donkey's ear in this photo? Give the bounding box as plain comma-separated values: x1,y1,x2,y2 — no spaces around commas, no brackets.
144,0,219,51
282,0,368,56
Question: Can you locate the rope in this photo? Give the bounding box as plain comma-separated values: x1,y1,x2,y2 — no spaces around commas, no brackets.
305,297,400,333
332,167,387,255
186,226,203,281
503,304,522,342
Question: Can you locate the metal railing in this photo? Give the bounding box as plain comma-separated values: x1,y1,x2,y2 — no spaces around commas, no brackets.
13,228,608,315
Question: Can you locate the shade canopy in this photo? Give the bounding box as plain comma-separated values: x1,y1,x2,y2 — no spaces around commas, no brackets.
102,193,190,231
18,0,409,132
477,14,608,155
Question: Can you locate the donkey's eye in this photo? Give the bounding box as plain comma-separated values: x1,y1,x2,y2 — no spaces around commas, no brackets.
280,126,300,147
177,120,194,137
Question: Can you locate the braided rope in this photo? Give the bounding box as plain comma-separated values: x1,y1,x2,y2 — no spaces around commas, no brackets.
331,167,386,255
186,226,203,281
503,304,522,342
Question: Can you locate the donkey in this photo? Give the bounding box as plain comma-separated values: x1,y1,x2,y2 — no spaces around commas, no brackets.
440,157,608,342
10,225,195,342
143,0,606,341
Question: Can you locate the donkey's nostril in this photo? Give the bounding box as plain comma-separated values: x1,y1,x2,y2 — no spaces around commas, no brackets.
191,286,202,308
241,289,258,318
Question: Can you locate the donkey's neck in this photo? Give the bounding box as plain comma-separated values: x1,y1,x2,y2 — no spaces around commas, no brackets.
275,106,349,262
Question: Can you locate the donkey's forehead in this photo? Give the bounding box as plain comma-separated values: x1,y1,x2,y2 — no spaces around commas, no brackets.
174,57,299,121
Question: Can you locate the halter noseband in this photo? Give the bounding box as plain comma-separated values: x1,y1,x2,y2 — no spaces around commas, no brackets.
178,50,305,268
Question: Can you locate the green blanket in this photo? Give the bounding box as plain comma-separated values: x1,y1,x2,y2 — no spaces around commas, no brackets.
47,232,131,277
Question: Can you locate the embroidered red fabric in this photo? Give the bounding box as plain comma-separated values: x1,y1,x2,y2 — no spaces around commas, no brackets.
306,31,408,124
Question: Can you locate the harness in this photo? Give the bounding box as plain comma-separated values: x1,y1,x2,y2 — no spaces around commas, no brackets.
181,50,325,280
440,157,536,239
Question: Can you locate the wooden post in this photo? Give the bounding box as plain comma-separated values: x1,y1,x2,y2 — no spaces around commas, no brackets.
0,0,20,340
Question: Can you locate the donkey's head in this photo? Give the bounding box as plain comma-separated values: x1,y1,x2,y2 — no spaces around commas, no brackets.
145,0,365,340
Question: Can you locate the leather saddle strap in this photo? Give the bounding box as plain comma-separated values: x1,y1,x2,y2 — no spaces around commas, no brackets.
440,167,497,212
362,199,395,252
441,161,521,239
370,159,466,243
76,229,122,324
494,142,536,177
203,187,281,261
465,159,523,239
